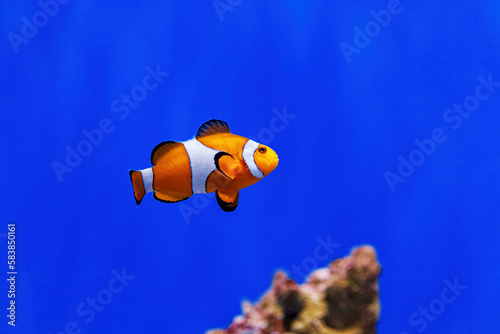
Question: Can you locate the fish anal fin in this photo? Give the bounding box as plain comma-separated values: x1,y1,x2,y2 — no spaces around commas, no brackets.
196,120,230,139
215,188,239,212
151,141,182,165
153,190,189,203
215,152,243,179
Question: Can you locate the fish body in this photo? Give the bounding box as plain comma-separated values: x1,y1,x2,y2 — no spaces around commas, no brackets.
129,120,279,211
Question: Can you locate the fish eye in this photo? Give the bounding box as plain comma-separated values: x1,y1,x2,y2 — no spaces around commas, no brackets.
258,147,267,154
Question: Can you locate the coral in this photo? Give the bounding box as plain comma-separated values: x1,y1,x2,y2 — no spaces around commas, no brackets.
207,246,380,334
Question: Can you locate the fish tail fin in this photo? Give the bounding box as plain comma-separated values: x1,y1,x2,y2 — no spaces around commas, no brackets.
129,169,148,205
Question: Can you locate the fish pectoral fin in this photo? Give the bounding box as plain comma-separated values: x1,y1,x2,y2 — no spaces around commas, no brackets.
215,188,239,212
215,152,243,179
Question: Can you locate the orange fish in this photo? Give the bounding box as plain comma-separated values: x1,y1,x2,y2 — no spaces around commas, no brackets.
129,120,279,211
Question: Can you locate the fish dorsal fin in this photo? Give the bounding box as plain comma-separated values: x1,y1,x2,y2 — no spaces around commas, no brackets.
196,120,230,139
151,140,181,165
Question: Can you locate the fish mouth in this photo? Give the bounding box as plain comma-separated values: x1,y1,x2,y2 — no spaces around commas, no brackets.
269,156,279,169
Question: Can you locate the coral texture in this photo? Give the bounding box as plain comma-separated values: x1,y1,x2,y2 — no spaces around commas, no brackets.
207,246,380,334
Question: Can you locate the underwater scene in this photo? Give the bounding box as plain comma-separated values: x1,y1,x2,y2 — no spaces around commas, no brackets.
1,1,499,333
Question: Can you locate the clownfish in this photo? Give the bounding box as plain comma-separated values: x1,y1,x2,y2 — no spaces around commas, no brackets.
129,120,279,212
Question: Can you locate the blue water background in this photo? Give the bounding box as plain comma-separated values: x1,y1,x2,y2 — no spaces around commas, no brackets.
1,1,499,333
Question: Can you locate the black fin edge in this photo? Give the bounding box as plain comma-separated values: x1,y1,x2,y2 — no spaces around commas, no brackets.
215,189,238,212
150,140,179,165
196,120,230,138
153,192,189,204
214,152,234,179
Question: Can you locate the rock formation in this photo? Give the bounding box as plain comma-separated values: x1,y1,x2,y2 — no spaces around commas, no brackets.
207,246,380,334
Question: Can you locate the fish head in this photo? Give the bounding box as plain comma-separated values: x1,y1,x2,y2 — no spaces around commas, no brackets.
253,144,279,176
